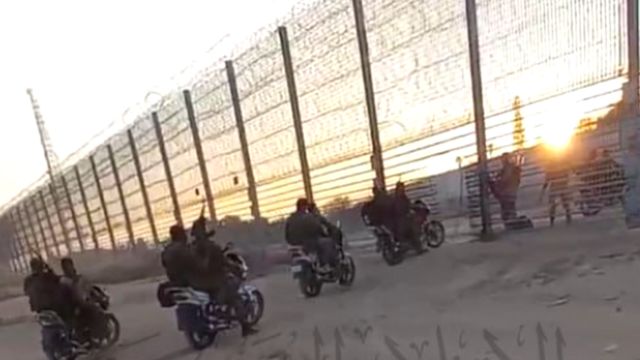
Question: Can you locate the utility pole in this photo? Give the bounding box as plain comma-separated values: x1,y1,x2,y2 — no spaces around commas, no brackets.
26,89,72,253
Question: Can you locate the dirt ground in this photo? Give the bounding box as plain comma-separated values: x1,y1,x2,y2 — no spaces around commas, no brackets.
1,217,639,359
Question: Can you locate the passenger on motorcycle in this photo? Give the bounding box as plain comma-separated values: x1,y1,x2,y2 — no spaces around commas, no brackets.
308,202,342,254
393,182,424,252
60,257,105,341
161,224,195,287
189,216,258,337
361,185,395,229
24,258,75,325
285,199,337,270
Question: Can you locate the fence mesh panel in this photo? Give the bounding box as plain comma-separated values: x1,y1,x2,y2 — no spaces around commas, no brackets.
2,0,639,268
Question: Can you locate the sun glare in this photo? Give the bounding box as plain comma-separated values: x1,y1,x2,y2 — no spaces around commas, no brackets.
540,110,581,151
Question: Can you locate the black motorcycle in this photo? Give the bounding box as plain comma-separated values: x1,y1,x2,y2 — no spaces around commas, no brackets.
158,278,265,350
365,201,445,266
289,222,356,298
38,305,120,360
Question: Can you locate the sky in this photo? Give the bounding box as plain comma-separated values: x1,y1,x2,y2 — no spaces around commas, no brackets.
0,0,301,207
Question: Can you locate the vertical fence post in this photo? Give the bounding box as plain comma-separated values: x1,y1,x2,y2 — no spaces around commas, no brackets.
30,195,52,258
49,183,71,254
9,211,29,269
9,241,21,272
15,205,39,257
107,145,135,247
225,60,261,219
90,155,117,249
183,89,217,221
75,165,99,249
278,26,314,202
1,216,19,272
464,0,492,236
152,112,183,225
628,0,639,110
39,189,61,257
61,174,84,252
5,217,24,272
351,0,385,189
128,129,159,245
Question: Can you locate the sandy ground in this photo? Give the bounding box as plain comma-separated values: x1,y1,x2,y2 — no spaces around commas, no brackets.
1,218,639,360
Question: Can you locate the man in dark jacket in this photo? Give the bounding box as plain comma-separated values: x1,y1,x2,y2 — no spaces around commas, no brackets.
361,186,395,228
489,153,522,225
161,224,194,287
60,257,105,342
393,182,423,251
190,216,257,337
24,258,74,324
308,202,340,265
285,199,334,268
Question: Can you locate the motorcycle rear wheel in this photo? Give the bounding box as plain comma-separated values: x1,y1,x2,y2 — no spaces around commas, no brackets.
185,330,216,350
299,273,322,298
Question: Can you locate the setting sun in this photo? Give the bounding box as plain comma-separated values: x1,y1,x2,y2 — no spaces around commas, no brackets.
539,103,581,151
542,126,574,150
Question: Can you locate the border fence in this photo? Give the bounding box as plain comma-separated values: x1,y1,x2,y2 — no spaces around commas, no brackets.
2,0,640,272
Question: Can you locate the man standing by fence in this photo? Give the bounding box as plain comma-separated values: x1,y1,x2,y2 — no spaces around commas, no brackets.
540,154,572,226
489,152,522,228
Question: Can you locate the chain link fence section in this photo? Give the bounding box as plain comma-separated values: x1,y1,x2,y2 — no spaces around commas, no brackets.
2,0,640,270
286,0,376,212
193,68,253,221
62,167,95,251
233,29,306,219
463,0,630,230
157,92,202,224
363,0,475,218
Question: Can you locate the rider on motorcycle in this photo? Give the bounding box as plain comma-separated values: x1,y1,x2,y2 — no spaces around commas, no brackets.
308,202,342,256
24,258,74,325
161,224,195,287
392,182,424,252
285,198,337,269
189,216,258,337
361,185,395,229
60,257,105,342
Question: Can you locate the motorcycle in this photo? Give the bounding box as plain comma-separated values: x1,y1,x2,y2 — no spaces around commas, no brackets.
289,222,356,298
160,281,264,350
577,182,626,217
38,305,120,360
411,200,446,248
364,200,445,266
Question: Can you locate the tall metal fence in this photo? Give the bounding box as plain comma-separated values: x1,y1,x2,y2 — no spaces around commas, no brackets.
2,0,640,272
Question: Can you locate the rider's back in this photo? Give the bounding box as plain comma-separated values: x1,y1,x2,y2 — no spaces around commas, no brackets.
285,211,323,247
24,271,68,314
161,241,194,286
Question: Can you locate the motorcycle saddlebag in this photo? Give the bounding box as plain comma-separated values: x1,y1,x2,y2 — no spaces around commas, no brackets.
156,281,176,308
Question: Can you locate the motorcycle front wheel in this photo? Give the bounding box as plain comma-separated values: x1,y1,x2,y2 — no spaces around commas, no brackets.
423,220,445,248
338,255,356,286
102,313,120,348
381,239,403,266
185,330,216,350
245,289,265,326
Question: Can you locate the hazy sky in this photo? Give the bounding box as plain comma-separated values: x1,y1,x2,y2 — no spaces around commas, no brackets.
0,0,300,207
